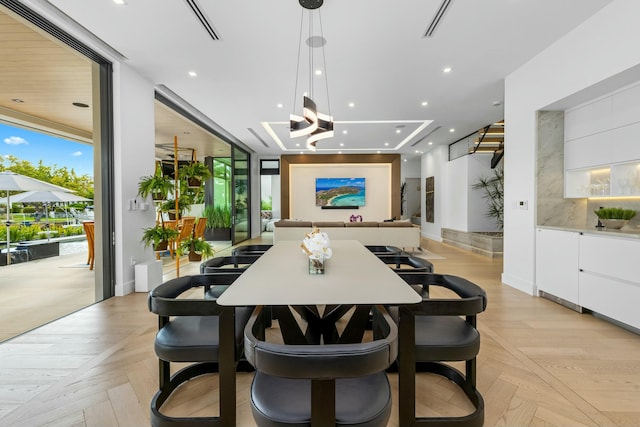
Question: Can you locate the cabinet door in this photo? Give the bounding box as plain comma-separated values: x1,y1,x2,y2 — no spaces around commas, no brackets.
579,271,640,330
579,234,640,284
536,228,580,303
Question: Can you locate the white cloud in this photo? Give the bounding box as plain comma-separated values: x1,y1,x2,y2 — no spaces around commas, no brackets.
3,136,28,145
71,151,83,157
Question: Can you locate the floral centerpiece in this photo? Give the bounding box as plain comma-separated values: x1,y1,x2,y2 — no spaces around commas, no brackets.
301,227,332,274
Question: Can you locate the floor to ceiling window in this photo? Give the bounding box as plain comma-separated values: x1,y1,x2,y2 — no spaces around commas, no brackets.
0,1,114,341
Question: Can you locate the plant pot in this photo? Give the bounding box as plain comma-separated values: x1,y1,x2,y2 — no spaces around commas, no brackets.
188,251,202,262
601,219,629,229
205,228,232,241
154,240,169,251
187,178,202,188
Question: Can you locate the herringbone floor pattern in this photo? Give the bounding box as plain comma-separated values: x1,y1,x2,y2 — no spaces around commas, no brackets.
0,237,639,426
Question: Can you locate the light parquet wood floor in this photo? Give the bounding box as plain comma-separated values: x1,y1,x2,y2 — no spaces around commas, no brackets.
1,237,639,426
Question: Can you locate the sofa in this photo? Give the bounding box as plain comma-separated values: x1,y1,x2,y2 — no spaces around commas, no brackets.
273,220,421,251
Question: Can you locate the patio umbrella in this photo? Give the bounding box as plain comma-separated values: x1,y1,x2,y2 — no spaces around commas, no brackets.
0,172,72,265
0,190,92,226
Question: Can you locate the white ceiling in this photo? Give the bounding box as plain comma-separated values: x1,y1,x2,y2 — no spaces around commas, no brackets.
11,0,616,158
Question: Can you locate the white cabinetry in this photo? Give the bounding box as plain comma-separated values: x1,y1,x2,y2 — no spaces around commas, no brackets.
536,228,640,330
535,228,579,304
564,160,640,198
578,234,640,329
564,81,640,198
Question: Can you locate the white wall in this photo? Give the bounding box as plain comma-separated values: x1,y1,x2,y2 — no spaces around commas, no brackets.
503,0,640,295
113,64,156,296
289,164,391,221
443,156,469,231
421,145,448,241
468,154,502,232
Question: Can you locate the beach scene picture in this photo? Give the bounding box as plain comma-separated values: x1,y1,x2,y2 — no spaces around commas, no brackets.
315,177,366,207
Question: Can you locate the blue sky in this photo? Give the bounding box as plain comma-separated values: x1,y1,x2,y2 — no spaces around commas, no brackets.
0,123,93,177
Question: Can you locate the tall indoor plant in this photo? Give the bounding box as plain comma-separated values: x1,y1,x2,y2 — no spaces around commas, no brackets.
204,204,232,240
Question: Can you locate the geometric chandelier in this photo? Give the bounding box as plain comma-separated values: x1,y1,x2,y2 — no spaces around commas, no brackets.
289,0,334,151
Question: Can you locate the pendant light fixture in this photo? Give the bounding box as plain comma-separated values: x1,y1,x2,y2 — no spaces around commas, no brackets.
290,0,334,152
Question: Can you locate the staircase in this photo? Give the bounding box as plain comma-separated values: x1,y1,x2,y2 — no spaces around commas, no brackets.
469,121,503,168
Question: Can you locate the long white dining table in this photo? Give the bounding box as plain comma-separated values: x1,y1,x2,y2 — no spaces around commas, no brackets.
216,239,422,307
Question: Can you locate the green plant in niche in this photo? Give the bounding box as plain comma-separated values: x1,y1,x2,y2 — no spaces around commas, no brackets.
471,167,504,230
594,207,636,220
204,204,232,229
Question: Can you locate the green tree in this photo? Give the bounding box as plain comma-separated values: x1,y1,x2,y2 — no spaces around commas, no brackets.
0,155,94,199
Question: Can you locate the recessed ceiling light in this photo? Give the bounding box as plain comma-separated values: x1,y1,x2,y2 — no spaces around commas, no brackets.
428,141,433,145
296,143,300,147
338,151,342,154
449,128,455,132
415,150,420,153
342,130,348,135
403,159,407,162
315,69,322,76
395,129,401,134
384,142,389,146
421,101,428,106
277,103,283,108
339,143,344,147
443,67,452,73
377,151,381,154
11,98,24,103
348,102,355,108
72,102,89,108
188,71,197,77
113,0,126,4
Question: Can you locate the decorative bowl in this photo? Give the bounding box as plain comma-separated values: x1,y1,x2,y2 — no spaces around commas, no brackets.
601,219,629,229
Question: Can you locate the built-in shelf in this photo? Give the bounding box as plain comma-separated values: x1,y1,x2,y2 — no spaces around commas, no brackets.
565,160,640,198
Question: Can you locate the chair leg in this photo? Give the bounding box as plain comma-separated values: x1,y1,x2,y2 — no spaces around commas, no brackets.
412,362,484,427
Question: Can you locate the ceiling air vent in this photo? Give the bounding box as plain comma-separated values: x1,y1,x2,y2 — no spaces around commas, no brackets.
185,0,221,41
424,0,454,37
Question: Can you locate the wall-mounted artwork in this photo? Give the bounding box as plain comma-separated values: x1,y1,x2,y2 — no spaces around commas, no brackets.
425,176,434,223
316,177,366,207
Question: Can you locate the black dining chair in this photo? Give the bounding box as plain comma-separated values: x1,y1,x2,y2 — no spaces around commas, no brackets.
376,253,434,273
232,244,273,256
200,254,261,298
148,272,247,427
395,272,487,427
365,245,403,256
244,304,398,427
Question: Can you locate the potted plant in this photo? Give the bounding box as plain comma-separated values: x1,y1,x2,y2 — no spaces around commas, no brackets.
137,165,174,201
141,224,179,251
161,192,194,220
594,207,636,229
179,236,215,261
178,161,212,188
204,204,232,240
